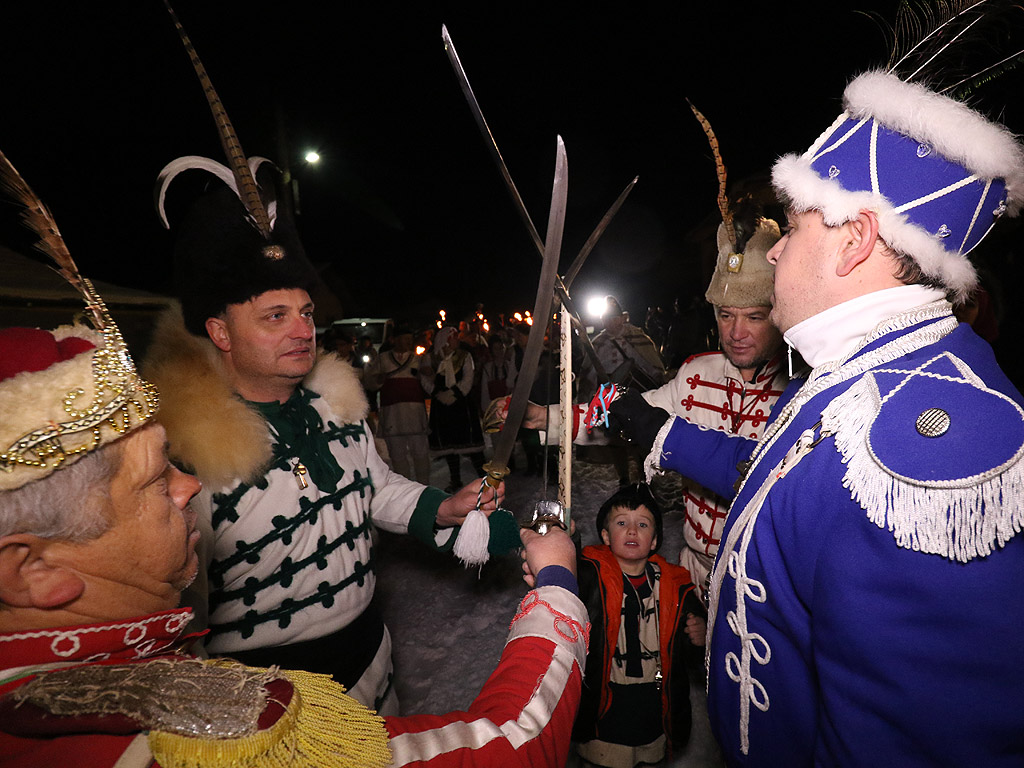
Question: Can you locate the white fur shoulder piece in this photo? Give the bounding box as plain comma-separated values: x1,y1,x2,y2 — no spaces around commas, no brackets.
303,353,370,425
142,306,272,488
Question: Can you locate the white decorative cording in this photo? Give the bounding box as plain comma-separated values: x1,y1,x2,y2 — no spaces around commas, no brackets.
0,612,191,646
821,353,1024,562
810,114,868,163
773,155,980,300
892,173,980,214
707,304,962,752
961,179,993,253
723,532,771,755
50,632,81,658
843,72,1024,213
123,623,148,646
646,416,678,483
165,613,192,635
746,307,958,484
706,436,791,754
869,120,881,195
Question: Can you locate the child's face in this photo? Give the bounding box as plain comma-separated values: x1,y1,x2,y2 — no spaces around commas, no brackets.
601,504,658,573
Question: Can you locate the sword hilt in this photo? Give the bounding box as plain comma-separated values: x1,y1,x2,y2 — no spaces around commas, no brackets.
524,500,568,535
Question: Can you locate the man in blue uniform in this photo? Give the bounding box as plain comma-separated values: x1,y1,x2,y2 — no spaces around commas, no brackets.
619,69,1024,765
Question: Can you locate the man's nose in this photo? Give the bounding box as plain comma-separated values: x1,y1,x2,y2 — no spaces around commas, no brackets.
292,315,314,338
171,466,202,509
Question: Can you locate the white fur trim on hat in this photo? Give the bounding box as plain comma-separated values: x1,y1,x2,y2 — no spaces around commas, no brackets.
845,72,1024,213
771,70,1024,300
772,154,981,298
0,324,159,491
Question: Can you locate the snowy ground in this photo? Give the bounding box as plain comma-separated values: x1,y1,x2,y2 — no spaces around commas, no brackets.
376,445,725,767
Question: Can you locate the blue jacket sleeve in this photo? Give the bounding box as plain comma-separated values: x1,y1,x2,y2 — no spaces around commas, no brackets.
657,418,755,500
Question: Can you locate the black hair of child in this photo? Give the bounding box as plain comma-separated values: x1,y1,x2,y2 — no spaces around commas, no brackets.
595,482,663,552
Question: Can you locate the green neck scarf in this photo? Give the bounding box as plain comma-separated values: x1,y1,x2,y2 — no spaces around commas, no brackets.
252,388,345,492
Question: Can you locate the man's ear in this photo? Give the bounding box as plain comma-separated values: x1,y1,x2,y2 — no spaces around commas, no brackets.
835,210,881,277
0,536,85,609
600,528,611,546
205,316,231,353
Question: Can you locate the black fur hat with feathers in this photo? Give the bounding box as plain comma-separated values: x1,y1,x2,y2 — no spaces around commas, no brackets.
157,1,316,336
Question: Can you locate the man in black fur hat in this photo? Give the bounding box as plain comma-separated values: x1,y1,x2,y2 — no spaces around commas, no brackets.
144,163,517,715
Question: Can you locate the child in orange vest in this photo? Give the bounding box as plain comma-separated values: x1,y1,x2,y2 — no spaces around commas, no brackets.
573,484,706,767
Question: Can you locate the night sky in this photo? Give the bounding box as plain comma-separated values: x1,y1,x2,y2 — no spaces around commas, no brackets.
2,1,1022,328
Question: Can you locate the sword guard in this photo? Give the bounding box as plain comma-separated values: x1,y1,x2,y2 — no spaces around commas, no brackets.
482,460,510,489
523,500,567,535
482,395,512,433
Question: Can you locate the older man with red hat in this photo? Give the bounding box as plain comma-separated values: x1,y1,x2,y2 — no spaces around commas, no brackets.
0,280,587,768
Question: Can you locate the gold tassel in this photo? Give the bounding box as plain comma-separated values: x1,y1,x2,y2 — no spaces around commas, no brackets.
148,668,392,768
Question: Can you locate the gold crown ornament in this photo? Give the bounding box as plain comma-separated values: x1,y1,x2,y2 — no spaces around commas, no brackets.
0,153,160,491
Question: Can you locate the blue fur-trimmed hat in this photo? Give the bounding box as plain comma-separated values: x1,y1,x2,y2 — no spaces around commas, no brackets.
773,71,1024,301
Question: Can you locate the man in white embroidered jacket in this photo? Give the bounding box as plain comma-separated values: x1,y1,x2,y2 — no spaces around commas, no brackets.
606,70,1024,766
643,209,786,600
144,173,520,716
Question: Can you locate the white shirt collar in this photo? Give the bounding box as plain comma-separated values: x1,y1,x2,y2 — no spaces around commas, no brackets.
784,285,947,368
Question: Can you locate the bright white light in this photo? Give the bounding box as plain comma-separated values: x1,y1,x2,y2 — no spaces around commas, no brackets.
526,316,534,326
415,346,426,355
360,321,367,327
482,322,489,332
361,354,371,363
587,296,609,318
513,312,523,322
305,151,321,164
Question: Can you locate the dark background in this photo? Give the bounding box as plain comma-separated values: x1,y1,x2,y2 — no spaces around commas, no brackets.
1,1,1021,333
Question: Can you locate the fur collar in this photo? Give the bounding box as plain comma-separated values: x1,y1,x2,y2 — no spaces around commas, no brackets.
142,306,369,487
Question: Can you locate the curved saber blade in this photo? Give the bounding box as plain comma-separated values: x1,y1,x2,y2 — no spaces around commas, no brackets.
442,24,611,382
442,24,544,254
484,137,568,486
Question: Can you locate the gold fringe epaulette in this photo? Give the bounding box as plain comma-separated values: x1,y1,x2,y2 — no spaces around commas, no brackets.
148,667,391,768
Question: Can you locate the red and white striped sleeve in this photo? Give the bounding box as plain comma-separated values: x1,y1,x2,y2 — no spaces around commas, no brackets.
385,586,589,768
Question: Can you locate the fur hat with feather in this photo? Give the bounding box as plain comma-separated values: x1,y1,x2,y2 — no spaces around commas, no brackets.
688,101,781,308
156,2,317,336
